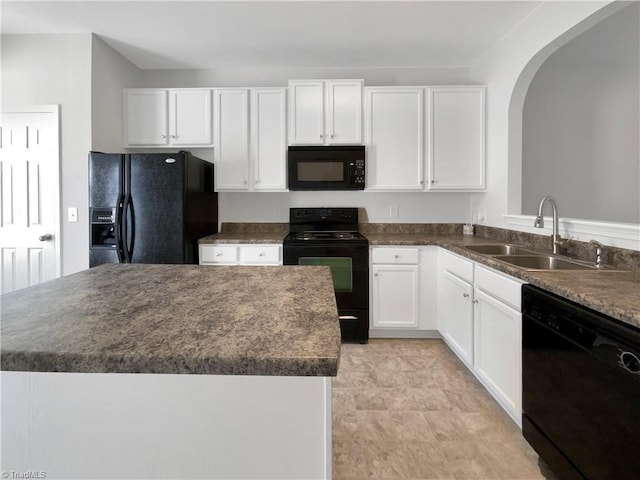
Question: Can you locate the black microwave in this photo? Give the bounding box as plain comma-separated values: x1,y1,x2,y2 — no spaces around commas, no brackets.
288,146,365,190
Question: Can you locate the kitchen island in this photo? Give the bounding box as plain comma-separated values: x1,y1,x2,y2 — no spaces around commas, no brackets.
1,264,340,479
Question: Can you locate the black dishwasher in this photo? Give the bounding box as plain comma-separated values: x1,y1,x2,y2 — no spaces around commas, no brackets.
522,285,640,480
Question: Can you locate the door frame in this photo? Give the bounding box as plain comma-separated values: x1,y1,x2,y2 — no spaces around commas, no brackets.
1,105,62,280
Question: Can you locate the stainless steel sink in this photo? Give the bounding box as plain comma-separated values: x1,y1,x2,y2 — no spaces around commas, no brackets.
493,255,596,271
465,244,537,256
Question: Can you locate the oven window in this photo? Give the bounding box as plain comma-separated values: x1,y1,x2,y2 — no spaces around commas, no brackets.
297,161,344,182
299,257,352,291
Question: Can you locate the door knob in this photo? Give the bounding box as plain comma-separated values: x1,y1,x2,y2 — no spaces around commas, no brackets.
39,234,52,241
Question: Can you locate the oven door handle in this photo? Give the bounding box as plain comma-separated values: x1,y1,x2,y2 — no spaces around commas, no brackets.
339,315,359,320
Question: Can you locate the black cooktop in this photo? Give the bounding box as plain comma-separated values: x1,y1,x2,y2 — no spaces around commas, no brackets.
284,208,368,246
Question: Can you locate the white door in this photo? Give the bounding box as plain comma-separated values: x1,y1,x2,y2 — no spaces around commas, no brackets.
365,87,424,190
427,86,485,191
0,106,60,294
170,89,213,146
473,288,522,424
251,88,287,191
288,80,324,145
372,264,419,328
438,269,474,367
124,89,169,146
327,80,363,145
214,89,250,190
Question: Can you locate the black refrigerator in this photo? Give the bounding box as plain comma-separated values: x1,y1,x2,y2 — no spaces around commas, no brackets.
89,151,218,267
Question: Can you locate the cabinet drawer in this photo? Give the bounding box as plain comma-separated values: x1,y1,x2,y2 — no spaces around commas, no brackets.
240,245,281,264
475,265,524,312
372,248,419,264
439,250,473,282
200,245,238,264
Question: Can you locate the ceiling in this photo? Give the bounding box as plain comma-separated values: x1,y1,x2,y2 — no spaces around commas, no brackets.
1,1,543,70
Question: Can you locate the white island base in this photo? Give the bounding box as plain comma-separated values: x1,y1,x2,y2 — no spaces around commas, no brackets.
2,372,332,480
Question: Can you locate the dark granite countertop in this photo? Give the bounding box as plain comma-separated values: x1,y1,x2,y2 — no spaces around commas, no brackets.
364,232,640,330
1,264,341,376
194,222,638,330
199,223,287,244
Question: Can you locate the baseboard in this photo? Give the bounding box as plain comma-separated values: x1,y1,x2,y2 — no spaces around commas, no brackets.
368,329,441,339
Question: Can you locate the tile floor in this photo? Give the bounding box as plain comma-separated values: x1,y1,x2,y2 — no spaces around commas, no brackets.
332,339,556,480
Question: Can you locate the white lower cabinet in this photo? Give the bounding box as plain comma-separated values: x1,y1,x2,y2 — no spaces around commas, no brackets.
473,287,522,425
437,249,524,426
438,268,474,367
199,244,282,266
370,246,438,337
372,264,419,328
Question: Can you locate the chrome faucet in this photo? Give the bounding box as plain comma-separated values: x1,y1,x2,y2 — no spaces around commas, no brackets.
534,196,564,254
589,240,604,268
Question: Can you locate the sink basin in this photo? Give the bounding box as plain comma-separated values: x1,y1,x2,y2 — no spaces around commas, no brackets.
493,255,596,271
465,244,537,256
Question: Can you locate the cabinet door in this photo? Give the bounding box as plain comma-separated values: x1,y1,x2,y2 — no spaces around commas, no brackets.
170,89,213,146
214,89,250,190
251,88,287,191
124,89,168,146
438,269,474,367
427,86,485,191
288,80,324,145
327,80,363,145
473,288,522,425
372,264,419,328
365,87,424,190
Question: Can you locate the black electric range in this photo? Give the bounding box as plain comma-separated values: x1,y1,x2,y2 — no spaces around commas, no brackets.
283,208,369,343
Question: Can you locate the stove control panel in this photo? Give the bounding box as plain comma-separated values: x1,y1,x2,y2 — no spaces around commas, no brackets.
290,207,358,225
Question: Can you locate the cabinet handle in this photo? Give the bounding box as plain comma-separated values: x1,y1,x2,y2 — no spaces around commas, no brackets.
319,134,324,139
472,299,479,304
463,293,469,298
330,133,335,139
216,253,223,257
160,135,167,139
431,180,437,184
171,135,178,139
259,252,266,257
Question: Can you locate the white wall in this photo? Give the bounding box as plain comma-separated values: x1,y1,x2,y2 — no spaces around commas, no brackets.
92,35,144,152
469,1,627,230
139,66,471,88
219,191,483,224
1,34,92,275
521,3,639,224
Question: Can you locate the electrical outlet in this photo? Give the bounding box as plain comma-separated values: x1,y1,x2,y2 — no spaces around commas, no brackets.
68,207,78,222
389,205,399,218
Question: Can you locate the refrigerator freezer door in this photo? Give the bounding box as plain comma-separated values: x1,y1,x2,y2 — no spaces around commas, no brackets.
89,153,124,266
128,153,187,264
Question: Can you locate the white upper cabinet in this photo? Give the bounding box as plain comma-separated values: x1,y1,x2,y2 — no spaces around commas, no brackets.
288,79,363,145
251,88,287,191
214,89,250,190
364,87,424,190
124,89,169,146
215,88,288,192
124,88,212,147
427,86,485,191
170,89,213,146
326,80,363,144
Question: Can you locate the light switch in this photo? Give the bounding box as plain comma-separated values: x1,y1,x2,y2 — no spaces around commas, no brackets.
68,207,78,222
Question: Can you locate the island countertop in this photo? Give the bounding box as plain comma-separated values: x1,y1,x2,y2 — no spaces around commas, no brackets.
1,264,341,376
